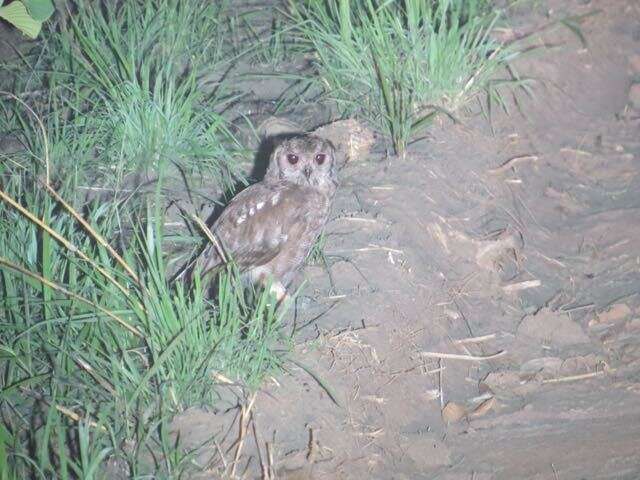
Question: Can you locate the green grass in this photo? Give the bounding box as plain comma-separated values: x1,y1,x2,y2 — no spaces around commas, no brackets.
0,154,289,477
0,1,293,476
1,0,248,192
234,10,297,69
289,0,531,156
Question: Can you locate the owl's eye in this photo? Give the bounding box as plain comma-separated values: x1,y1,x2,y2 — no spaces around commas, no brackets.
315,153,326,165
286,153,299,165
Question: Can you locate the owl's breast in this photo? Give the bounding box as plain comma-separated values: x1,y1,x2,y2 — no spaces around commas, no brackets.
205,181,332,273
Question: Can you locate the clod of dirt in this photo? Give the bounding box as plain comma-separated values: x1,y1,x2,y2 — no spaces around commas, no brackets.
312,119,375,166
442,401,467,423
481,371,530,397
629,83,640,109
591,303,633,325
629,54,640,74
401,435,452,469
426,221,523,284
559,354,607,376
469,396,497,419
520,357,563,376
258,116,300,138
441,396,497,425
257,117,375,167
475,229,524,272
517,308,591,348
544,185,584,213
626,318,640,331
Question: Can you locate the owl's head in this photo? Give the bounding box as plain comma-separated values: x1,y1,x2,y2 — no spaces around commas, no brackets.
265,135,338,196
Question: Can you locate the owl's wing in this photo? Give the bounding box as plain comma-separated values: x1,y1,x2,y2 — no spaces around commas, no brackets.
198,182,323,275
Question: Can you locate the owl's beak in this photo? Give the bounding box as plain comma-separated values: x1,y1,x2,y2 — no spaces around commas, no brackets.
303,165,312,180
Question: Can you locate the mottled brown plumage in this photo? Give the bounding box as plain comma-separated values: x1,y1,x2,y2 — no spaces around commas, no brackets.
197,135,338,300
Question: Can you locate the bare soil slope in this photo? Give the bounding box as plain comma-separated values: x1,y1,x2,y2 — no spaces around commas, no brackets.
174,1,640,478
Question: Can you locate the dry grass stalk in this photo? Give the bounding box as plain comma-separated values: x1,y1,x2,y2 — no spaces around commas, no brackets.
339,217,379,224
73,355,117,395
306,427,316,463
212,371,235,384
420,350,506,362
0,257,141,337
352,245,404,254
488,154,539,175
453,333,497,344
438,358,444,409
541,370,611,384
0,91,50,183
560,147,592,156
267,442,274,479
230,392,258,478
0,187,134,303
54,405,107,432
251,415,268,480
469,396,496,418
43,183,142,286
21,387,107,432
192,213,229,263
502,279,541,293
3,91,142,288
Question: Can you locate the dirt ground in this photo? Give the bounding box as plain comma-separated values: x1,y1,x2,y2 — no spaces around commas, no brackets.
171,1,640,478
3,0,640,478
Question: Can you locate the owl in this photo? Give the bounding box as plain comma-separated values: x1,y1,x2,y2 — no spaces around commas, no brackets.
196,135,338,301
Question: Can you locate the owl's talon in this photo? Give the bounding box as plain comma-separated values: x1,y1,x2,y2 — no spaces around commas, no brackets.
269,282,294,311
268,281,287,302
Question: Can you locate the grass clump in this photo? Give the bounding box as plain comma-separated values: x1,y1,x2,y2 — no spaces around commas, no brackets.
0,152,289,477
290,0,528,156
0,0,292,471
1,0,246,193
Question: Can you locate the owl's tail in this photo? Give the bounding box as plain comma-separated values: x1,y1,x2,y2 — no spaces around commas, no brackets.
171,243,224,286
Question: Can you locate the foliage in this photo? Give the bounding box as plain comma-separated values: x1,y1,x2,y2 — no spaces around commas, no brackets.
0,0,54,38
0,1,291,475
0,150,289,477
289,0,530,155
1,0,247,193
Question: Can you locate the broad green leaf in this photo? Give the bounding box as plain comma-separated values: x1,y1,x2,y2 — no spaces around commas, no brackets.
24,0,54,21
0,1,42,38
